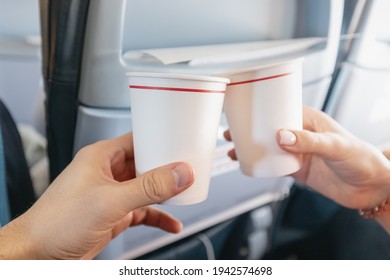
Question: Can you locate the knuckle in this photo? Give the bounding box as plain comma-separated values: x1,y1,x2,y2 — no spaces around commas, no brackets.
304,131,320,151
309,133,320,146
73,145,92,161
141,172,165,202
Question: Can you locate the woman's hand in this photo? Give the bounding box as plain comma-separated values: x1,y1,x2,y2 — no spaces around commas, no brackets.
276,106,390,211
224,106,390,211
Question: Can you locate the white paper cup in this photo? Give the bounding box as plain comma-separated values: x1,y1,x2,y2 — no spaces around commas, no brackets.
127,72,230,205
221,58,303,177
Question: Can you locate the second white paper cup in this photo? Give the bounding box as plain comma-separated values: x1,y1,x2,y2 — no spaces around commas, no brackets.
221,58,303,177
127,72,229,205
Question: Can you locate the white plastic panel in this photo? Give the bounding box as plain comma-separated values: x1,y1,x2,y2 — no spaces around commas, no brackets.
0,0,42,128
373,0,390,42
123,0,297,50
73,106,132,154
346,0,390,69
0,58,41,123
0,0,40,39
0,42,42,128
78,0,343,108
302,77,332,109
327,63,390,147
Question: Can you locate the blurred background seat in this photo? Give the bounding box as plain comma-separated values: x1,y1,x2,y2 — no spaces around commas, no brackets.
36,0,390,260
265,0,390,260
0,0,45,214
0,0,43,131
51,0,343,260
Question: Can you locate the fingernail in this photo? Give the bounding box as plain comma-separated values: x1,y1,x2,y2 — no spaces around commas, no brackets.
279,130,297,145
172,163,194,188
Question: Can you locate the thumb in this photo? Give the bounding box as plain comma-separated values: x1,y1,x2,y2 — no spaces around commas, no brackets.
116,162,195,211
277,129,340,160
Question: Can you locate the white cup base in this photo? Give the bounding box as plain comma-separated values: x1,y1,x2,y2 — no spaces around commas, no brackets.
240,155,302,177
162,194,208,206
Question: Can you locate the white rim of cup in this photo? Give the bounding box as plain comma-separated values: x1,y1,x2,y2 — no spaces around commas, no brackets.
228,72,292,86
219,57,304,87
127,72,230,94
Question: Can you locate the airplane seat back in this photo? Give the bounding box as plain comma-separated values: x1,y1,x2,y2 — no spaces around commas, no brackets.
39,0,349,260
325,0,390,147
267,0,390,260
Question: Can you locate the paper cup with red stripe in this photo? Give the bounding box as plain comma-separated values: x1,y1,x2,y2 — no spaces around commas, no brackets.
127,72,230,205
221,58,303,177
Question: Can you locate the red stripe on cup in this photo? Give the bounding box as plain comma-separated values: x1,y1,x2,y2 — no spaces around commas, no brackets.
228,72,292,86
129,85,225,94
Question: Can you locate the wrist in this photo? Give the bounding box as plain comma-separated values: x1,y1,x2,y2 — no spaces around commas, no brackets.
359,198,389,218
0,216,38,259
358,158,390,233
375,151,390,233
358,181,390,234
